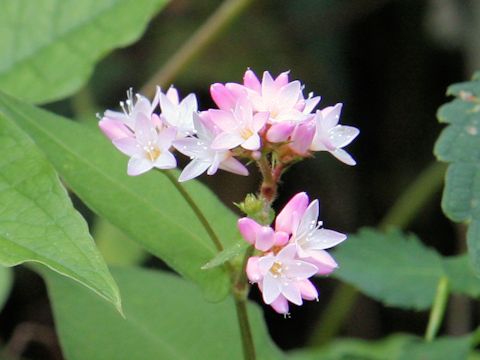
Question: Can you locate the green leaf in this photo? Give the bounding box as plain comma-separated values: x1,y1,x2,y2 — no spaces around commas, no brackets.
0,111,121,311
434,72,480,275
289,334,472,360
0,266,13,311
202,240,249,270
0,0,168,104
45,267,283,360
333,228,480,310
0,91,237,301
333,229,443,310
94,217,147,266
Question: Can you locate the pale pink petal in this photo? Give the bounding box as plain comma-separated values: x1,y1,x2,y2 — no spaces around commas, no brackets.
181,93,198,112
210,83,236,110
258,255,275,275
166,87,179,104
274,71,290,87
261,71,276,100
331,148,356,166
273,231,289,247
255,226,275,251
219,156,249,176
322,103,342,129
277,244,298,262
238,218,262,245
307,229,347,250
246,257,262,283
303,96,321,114
157,127,177,149
262,272,282,304
127,157,153,176
278,80,302,110
243,69,261,92
211,132,244,150
290,120,315,155
304,250,338,275
99,118,133,141
329,125,360,148
207,154,222,175
154,151,177,169
285,260,317,279
266,122,295,142
178,159,210,182
296,200,319,238
104,110,128,123
281,282,303,306
270,295,289,314
112,137,138,156
208,109,238,132
173,138,205,158
275,192,309,234
241,133,261,150
252,112,269,132
298,280,318,300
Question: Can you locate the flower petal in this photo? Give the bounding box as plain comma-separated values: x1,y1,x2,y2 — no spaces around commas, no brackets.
211,132,244,150
255,226,275,251
329,125,360,148
127,157,153,176
298,280,318,300
238,218,262,245
270,295,289,314
178,159,210,182
262,272,281,304
219,156,249,176
112,137,138,156
246,257,262,283
331,148,356,166
281,282,302,306
296,200,319,238
275,192,309,234
307,229,347,250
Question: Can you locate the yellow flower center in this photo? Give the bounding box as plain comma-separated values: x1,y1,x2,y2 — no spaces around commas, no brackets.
240,128,253,140
269,261,283,277
145,146,161,161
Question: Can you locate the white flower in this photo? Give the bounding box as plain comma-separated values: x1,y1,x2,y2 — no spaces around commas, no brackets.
291,199,347,260
112,113,176,176
159,86,198,138
309,104,359,165
174,113,248,182
257,244,318,305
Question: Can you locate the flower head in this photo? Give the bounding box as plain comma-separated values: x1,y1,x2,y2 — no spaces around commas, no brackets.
159,86,198,138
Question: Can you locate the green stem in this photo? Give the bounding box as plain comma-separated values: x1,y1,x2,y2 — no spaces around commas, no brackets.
163,170,224,252
425,276,449,341
309,161,447,346
140,0,253,97
234,295,256,360
257,156,277,205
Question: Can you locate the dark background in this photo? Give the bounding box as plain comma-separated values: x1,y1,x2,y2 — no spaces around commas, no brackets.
1,0,478,358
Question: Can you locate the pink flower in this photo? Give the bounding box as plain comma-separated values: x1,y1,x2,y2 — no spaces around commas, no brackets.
159,86,198,138
174,113,248,182
112,113,176,176
309,104,359,165
238,218,288,251
256,244,318,312
209,100,268,151
289,197,347,275
242,70,320,124
99,88,160,141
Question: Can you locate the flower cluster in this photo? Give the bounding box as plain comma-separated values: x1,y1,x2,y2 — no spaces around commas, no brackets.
99,69,357,315
99,69,359,180
238,192,346,315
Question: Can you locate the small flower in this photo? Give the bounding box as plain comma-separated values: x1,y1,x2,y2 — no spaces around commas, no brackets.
159,86,198,138
99,88,160,141
309,104,359,165
290,197,347,275
209,100,268,151
257,244,318,309
242,70,320,124
112,113,176,176
238,218,288,251
174,113,248,182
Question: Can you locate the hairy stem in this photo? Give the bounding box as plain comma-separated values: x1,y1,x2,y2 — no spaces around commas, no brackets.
141,0,253,97
163,170,224,252
309,160,447,346
425,276,449,341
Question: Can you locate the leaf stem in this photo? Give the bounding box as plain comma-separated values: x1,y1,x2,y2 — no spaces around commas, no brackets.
308,160,447,346
425,276,449,342
163,170,224,252
140,0,253,97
